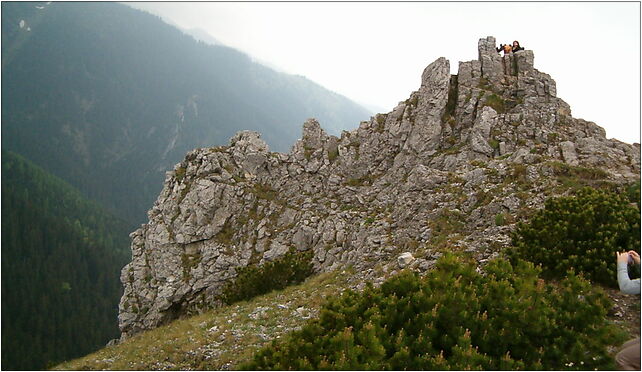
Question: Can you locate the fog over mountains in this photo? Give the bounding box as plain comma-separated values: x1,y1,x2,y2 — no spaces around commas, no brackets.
2,1,371,227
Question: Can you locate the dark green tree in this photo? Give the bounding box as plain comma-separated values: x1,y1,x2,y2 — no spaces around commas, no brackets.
507,187,640,286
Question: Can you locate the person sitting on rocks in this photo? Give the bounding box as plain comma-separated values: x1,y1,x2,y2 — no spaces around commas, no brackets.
615,250,641,370
496,43,512,56
512,40,524,52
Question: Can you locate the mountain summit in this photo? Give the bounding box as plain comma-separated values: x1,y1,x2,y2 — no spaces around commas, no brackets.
118,36,640,339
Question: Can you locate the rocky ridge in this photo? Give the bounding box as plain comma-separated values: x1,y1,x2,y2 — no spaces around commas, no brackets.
118,36,640,339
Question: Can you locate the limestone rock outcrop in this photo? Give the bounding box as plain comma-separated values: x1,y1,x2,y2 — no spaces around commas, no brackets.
118,37,640,339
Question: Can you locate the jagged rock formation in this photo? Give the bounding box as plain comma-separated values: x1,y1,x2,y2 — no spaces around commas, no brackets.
118,36,640,339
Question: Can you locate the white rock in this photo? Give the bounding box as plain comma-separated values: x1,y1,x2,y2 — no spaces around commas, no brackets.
398,252,415,268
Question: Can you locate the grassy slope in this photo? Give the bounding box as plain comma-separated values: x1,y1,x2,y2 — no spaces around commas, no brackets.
54,265,639,371
54,269,356,370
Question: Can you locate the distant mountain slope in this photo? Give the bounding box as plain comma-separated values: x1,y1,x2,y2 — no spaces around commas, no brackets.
1,150,131,370
181,27,224,46
1,1,371,226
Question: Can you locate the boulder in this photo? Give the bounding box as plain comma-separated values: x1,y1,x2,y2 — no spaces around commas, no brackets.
397,252,415,268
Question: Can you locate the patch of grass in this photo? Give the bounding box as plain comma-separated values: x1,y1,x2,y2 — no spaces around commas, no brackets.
405,95,419,107
375,114,387,133
402,238,420,251
505,164,530,189
441,143,464,155
345,174,374,187
444,135,457,146
484,167,500,178
303,145,314,161
214,221,235,246
545,161,612,193
427,209,467,251
231,174,245,183
473,189,494,208
547,132,559,142
327,147,339,163
173,180,194,212
464,91,473,104
469,160,487,168
250,183,279,202
547,161,609,180
429,209,466,235
478,77,492,91
483,93,506,113
346,139,361,160
181,251,202,282
236,202,262,227
175,166,187,182
446,172,465,184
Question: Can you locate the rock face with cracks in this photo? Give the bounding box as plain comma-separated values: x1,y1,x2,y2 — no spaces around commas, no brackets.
118,36,640,339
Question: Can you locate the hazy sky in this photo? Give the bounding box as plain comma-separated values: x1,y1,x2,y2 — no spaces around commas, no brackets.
128,2,640,144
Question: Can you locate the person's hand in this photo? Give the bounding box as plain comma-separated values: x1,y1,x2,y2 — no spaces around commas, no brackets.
617,251,630,264
627,251,640,265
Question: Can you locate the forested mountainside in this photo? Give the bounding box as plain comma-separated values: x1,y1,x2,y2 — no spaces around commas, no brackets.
1,1,371,226
1,151,131,370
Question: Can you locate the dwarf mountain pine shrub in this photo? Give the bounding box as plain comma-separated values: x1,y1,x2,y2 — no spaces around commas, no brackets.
507,187,640,287
220,248,313,305
626,180,640,208
241,254,624,370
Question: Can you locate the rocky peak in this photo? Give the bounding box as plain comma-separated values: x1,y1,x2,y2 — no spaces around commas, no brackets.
229,130,269,154
118,37,640,339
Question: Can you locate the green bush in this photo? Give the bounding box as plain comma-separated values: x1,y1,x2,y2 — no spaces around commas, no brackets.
547,161,609,181
626,180,640,208
242,254,624,370
220,248,314,305
507,187,640,287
